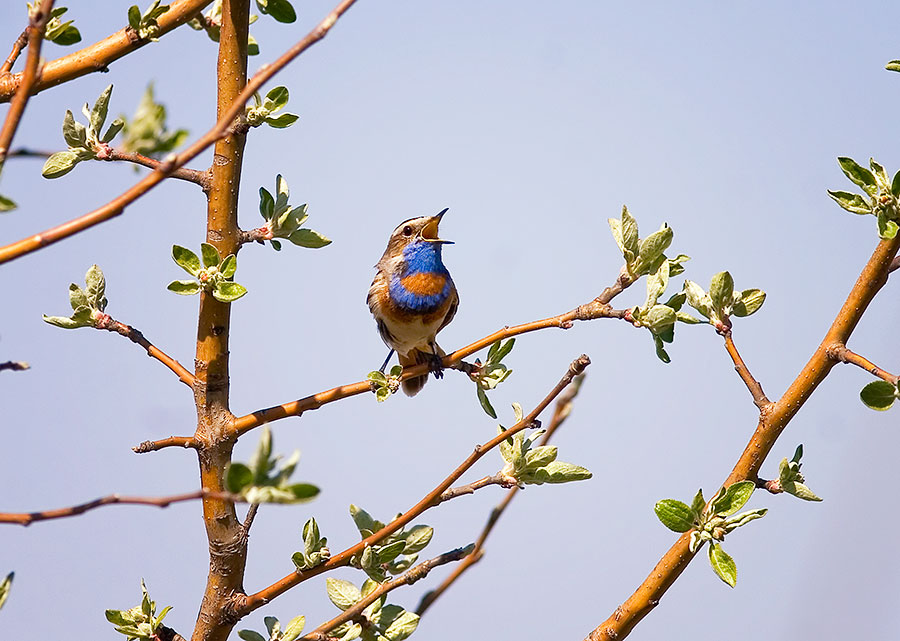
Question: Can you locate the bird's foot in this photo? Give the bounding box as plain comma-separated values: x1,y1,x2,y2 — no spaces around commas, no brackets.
428,352,445,379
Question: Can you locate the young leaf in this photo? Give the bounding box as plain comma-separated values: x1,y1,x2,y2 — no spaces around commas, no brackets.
837,157,877,195
476,386,497,418
288,228,331,248
860,380,898,411
654,499,695,532
326,578,361,611
708,543,737,587
711,480,755,516
213,281,248,302
732,289,766,317
172,245,202,276
42,151,81,178
709,271,734,313
167,280,201,295
200,243,221,268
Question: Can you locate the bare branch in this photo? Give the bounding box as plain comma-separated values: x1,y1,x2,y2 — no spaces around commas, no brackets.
723,332,771,410
133,436,198,453
97,147,211,190
0,28,30,75
827,343,899,384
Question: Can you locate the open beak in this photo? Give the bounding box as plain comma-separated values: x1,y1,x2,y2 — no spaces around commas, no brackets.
421,207,453,244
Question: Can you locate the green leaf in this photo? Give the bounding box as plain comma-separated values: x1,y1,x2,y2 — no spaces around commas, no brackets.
620,205,639,259
376,540,406,564
90,85,114,139
653,334,671,363
781,480,823,502
709,271,734,313
42,150,81,178
476,386,497,418
85,264,106,310
285,483,320,502
654,499,695,532
708,543,737,587
200,242,221,268
489,338,515,363
402,525,433,554
226,463,253,492
383,611,420,641
326,578,361,611
732,289,766,317
350,505,378,535
266,113,300,128
62,110,87,147
860,380,898,411
167,280,201,295
637,224,673,272
213,281,248,302
49,24,81,46
128,5,142,30
827,190,871,215
263,86,290,111
259,186,275,219
0,194,16,212
870,157,889,184
288,228,332,248
237,631,267,641
683,280,712,319
220,254,237,278
711,480,755,516
262,0,297,23
891,170,900,198
887,60,900,72
172,245,201,276
522,460,592,484
69,283,89,310
837,157,877,195
524,445,558,469
102,117,125,144
282,615,306,641
876,212,899,239
645,304,676,334
690,489,705,517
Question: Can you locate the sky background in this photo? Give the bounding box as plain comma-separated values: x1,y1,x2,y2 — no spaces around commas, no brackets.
2,1,900,640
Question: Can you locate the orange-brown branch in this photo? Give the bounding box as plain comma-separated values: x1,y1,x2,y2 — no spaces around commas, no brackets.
826,343,898,384
236,355,590,616
723,332,771,410
133,435,198,453
586,233,900,640
0,0,359,266
0,0,213,102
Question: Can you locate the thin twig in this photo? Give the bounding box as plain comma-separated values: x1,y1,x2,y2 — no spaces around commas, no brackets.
587,233,900,640
300,546,473,641
0,489,242,526
434,474,517,503
0,28,30,75
5,147,53,157
230,300,628,438
94,313,195,387
0,0,54,170
133,435,198,453
827,343,899,384
242,503,260,534
723,332,771,410
889,255,900,274
0,0,212,101
235,355,590,616
417,375,584,615
0,0,360,265
0,360,30,372
97,146,211,190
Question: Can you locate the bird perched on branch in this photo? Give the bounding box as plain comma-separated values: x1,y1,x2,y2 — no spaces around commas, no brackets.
367,209,458,396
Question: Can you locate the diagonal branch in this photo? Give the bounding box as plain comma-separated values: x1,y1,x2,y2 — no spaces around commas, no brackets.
0,488,242,526
416,375,584,615
587,232,900,641
723,332,771,410
826,343,898,384
0,0,213,102
230,298,628,438
0,28,30,75
98,147,211,190
235,354,590,617
0,0,360,266
300,546,474,641
0,0,54,170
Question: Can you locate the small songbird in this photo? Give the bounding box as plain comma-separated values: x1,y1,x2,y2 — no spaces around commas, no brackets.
367,209,458,396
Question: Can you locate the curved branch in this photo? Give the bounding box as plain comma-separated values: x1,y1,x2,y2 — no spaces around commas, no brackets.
99,147,211,190
827,343,899,384
235,355,590,616
723,332,771,410
0,489,241,526
0,0,213,102
231,300,627,437
0,0,54,169
0,0,360,265
300,546,473,641
0,28,30,75
587,233,900,640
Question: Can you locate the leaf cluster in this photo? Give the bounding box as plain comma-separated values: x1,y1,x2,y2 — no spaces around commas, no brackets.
368,365,403,402
860,379,900,411
828,157,900,239
127,1,169,41
258,174,331,250
105,580,172,640
29,4,81,45
238,615,306,641
120,84,188,158
348,505,434,583
683,271,765,328
291,517,330,571
497,403,592,485
609,205,687,279
325,577,420,641
246,86,300,129
167,243,247,302
473,339,515,418
43,264,108,329
188,0,261,55
654,481,767,587
225,427,320,504
42,85,124,178
775,445,822,501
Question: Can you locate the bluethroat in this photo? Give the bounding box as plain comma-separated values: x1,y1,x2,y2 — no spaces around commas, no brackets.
367,209,458,396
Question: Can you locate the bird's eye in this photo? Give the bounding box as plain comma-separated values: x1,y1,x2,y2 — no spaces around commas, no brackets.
402,225,413,237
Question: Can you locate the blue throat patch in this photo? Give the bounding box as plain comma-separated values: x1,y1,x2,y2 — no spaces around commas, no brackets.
389,241,451,312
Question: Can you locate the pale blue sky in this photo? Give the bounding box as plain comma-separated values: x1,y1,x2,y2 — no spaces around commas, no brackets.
2,2,899,640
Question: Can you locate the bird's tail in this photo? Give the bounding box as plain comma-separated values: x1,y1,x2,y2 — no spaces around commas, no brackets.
398,347,442,397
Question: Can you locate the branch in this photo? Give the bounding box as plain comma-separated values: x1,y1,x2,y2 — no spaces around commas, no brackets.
231,298,628,437
300,546,474,641
133,435,198,453
433,473,517,503
0,0,54,169
723,332,771,410
97,146,211,190
587,233,900,640
0,0,213,102
93,313,195,387
890,255,900,274
0,489,242,526
5,147,53,157
0,28,29,75
236,355,590,616
0,360,30,372
0,0,360,265
826,343,899,384
417,375,584,615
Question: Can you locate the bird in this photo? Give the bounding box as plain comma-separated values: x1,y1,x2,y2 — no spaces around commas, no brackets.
367,208,458,396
